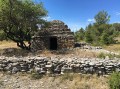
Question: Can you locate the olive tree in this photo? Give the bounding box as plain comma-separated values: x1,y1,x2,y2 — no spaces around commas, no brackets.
0,0,47,50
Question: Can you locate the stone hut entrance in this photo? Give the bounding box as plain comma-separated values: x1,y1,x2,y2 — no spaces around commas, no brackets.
31,20,75,51
50,37,57,50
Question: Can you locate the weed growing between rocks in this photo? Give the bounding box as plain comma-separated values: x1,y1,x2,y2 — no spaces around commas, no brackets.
98,52,106,59
60,73,74,82
30,71,44,80
98,52,120,59
0,80,4,87
108,72,120,89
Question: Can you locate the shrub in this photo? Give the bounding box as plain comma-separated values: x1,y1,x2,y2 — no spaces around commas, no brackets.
98,52,106,59
0,31,7,41
107,54,115,59
30,71,43,80
108,72,120,89
60,73,74,82
116,55,120,58
98,53,120,59
0,80,4,87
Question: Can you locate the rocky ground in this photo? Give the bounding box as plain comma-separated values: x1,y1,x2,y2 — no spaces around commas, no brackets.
0,41,119,89
0,56,118,89
0,73,109,89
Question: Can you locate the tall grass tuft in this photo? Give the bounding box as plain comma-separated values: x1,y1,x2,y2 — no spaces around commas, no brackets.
108,72,120,89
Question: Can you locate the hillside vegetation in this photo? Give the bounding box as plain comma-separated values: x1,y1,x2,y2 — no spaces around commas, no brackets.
75,11,120,46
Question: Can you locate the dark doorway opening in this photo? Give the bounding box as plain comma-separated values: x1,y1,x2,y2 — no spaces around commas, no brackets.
50,37,57,50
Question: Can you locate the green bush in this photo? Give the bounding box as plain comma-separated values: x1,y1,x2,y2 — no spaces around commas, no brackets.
98,52,106,59
108,72,120,89
74,28,85,42
98,53,120,59
107,54,115,59
116,55,120,58
0,31,7,41
31,71,43,80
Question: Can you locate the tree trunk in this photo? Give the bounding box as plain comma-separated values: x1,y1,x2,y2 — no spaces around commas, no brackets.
17,41,30,50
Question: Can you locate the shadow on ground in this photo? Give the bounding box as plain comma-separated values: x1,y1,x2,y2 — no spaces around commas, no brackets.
0,48,31,57
0,48,72,57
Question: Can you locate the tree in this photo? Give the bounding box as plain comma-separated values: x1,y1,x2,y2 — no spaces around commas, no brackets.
0,0,47,50
85,30,93,43
83,11,118,45
85,25,93,43
101,26,117,45
94,10,110,25
74,28,85,42
96,24,111,35
112,23,120,31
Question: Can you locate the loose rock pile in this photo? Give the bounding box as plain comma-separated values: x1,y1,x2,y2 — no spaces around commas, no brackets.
0,56,120,75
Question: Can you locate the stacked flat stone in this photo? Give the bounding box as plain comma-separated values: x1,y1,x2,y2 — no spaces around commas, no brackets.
31,20,75,51
0,56,120,75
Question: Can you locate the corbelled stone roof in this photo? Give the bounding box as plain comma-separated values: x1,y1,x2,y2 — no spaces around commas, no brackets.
51,20,64,24
33,20,74,37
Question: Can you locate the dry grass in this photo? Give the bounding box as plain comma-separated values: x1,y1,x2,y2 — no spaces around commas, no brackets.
35,49,98,58
104,44,120,53
58,74,109,89
69,74,109,89
0,40,18,49
103,36,120,53
115,35,120,42
0,40,29,49
0,41,31,57
0,41,110,89
0,41,99,57
0,73,109,89
72,49,98,58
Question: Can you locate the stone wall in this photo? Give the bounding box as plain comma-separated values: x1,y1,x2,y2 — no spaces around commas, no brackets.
0,56,119,75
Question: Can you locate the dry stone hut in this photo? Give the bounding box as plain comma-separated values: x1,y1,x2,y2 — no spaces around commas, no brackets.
31,20,75,51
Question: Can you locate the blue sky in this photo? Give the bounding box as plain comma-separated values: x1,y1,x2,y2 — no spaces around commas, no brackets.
34,0,120,31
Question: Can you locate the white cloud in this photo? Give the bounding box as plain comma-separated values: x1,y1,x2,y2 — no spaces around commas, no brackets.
87,18,95,22
42,16,52,21
114,21,120,23
116,12,120,16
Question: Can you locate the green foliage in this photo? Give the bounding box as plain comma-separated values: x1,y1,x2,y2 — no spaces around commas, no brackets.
98,52,120,59
109,72,120,89
0,31,7,41
74,28,85,42
85,30,93,43
31,71,43,80
0,0,47,50
112,23,120,32
0,80,4,87
94,10,110,25
101,26,117,45
83,11,118,45
98,52,106,59
101,32,110,44
85,24,100,44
